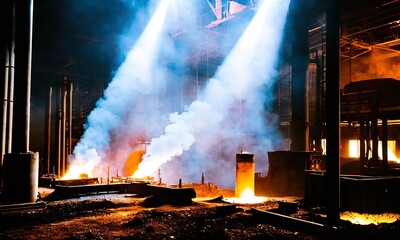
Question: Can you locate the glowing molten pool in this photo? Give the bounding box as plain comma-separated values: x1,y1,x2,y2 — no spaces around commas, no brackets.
224,188,268,204
340,211,400,225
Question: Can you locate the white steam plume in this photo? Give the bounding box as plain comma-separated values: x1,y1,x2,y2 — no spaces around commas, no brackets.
63,0,170,179
133,0,291,182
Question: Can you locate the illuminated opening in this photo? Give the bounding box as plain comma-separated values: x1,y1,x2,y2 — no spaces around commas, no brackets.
348,140,400,163
321,138,326,155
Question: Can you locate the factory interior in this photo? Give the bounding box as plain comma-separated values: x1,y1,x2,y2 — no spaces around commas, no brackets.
1,0,400,239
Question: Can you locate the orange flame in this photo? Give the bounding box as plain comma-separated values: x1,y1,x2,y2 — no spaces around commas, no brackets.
61,161,98,180
224,188,268,204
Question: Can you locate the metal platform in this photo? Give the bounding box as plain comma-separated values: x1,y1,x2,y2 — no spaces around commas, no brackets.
341,78,400,171
42,181,197,206
304,171,400,213
341,78,400,121
44,181,149,200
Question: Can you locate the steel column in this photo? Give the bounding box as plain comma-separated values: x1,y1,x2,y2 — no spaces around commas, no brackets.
325,0,340,227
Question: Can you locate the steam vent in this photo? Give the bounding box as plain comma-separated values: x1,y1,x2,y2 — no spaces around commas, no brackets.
1,0,400,239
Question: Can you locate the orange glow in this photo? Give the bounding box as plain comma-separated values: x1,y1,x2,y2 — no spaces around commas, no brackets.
235,154,255,198
224,188,268,204
228,153,266,203
340,211,400,225
349,140,359,158
125,150,146,176
61,162,98,180
348,140,400,163
131,160,154,179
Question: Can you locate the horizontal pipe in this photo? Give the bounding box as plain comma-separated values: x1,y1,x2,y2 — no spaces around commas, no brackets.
250,208,336,237
0,201,46,212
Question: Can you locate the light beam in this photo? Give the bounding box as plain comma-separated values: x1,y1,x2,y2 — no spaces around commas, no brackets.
62,0,170,180
133,0,290,186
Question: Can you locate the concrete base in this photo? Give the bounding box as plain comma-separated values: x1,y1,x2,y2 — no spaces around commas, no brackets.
1,152,39,204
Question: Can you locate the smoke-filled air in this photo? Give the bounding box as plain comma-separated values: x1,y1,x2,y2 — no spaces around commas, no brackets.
63,0,290,189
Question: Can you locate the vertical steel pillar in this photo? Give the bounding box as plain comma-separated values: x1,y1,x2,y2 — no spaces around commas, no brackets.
2,0,39,204
0,0,14,189
289,0,309,152
68,82,73,155
11,0,33,153
325,0,340,227
359,121,366,169
382,118,388,168
372,121,379,163
46,85,52,174
57,82,61,176
61,80,67,176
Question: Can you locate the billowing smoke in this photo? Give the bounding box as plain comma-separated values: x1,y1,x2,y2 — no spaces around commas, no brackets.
134,0,290,188
64,0,290,189
340,50,400,88
63,0,171,179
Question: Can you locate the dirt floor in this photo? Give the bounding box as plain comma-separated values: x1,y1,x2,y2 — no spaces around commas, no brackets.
1,185,400,240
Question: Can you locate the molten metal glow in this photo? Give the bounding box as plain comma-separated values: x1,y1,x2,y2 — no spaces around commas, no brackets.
61,161,98,180
224,188,268,204
235,154,255,197
340,211,400,225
